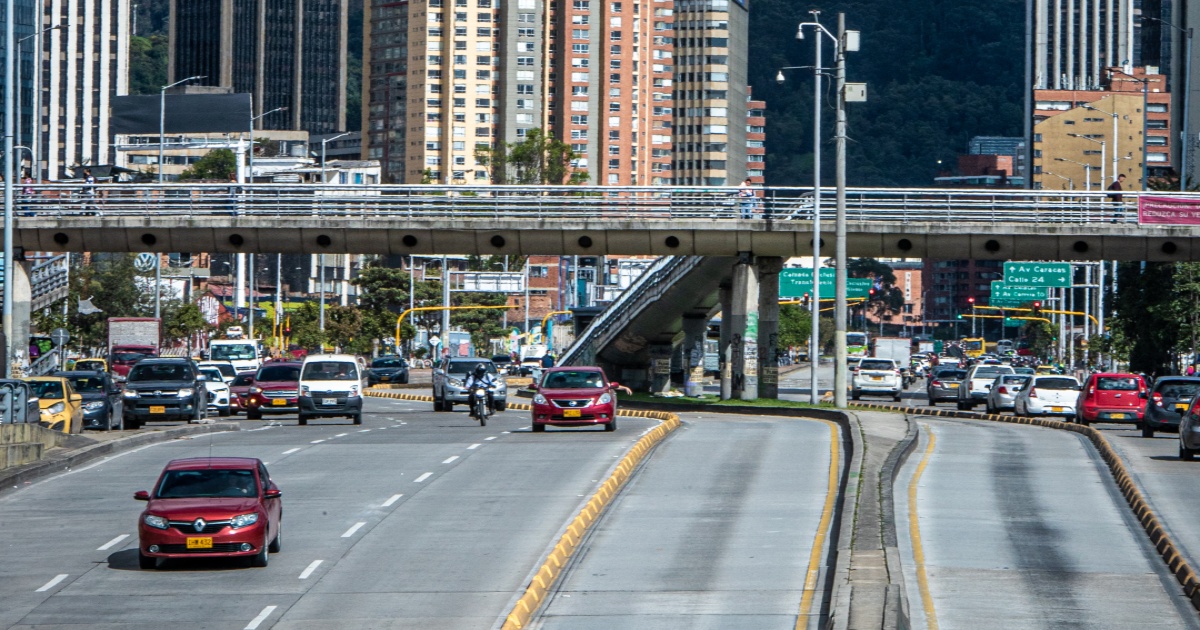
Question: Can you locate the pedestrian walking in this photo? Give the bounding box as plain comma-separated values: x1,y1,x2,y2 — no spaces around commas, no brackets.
738,177,757,219
82,168,98,215
1107,173,1126,222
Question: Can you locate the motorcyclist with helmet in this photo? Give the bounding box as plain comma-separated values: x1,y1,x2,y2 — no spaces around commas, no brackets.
464,363,497,418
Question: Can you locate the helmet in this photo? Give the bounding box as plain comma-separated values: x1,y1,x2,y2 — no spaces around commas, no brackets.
474,363,487,378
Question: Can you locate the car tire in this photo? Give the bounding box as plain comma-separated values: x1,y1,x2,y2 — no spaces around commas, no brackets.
400,376,409,384
125,416,141,430
433,392,444,412
298,413,308,426
927,394,936,406
851,390,860,401
247,409,262,420
443,393,453,411
1182,444,1196,461
250,541,269,568
532,423,546,432
139,550,157,570
1142,425,1155,438
268,522,282,553
956,401,965,411
105,411,116,431
352,413,362,425
605,418,617,432
494,401,506,412
219,408,230,417
893,393,902,402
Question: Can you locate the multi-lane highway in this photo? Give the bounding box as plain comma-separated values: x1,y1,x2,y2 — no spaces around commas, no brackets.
0,394,842,629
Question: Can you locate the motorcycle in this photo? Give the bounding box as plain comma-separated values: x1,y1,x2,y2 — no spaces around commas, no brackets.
472,387,490,426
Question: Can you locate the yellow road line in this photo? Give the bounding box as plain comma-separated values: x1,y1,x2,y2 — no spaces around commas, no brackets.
795,419,840,629
908,425,939,630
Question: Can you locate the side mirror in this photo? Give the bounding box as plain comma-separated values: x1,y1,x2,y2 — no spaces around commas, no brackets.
263,488,282,499
1139,391,1149,399
134,490,150,501
197,374,207,382
610,382,621,389
70,393,83,403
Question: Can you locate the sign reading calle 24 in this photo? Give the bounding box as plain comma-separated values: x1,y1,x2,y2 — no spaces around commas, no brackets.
1002,262,1071,288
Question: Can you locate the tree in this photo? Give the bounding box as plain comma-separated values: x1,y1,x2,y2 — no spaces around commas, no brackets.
848,258,905,327
451,292,510,351
179,149,237,181
477,129,588,185
778,304,812,349
161,300,211,348
128,35,168,95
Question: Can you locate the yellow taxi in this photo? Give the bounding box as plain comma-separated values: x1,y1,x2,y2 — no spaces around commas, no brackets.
24,376,84,433
72,358,108,372
1035,365,1059,375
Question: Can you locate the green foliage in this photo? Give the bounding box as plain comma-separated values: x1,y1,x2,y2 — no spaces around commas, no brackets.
451,292,511,350
478,128,588,185
128,35,168,96
1110,262,1200,375
161,300,211,345
1019,320,1057,359
778,304,812,348
179,149,237,181
31,254,156,354
848,258,905,325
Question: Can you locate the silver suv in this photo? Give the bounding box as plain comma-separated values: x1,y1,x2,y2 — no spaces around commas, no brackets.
957,364,1014,410
432,358,508,412
852,358,902,401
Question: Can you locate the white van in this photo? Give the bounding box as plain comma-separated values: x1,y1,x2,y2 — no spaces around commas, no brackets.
208,339,262,374
297,354,364,425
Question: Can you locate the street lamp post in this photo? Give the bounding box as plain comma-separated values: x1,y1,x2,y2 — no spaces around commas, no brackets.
1054,156,1096,191
4,0,15,375
320,132,353,185
159,75,205,184
248,106,287,183
15,26,59,183
1067,133,1105,196
1043,171,1074,190
1108,67,1150,187
1143,16,1191,190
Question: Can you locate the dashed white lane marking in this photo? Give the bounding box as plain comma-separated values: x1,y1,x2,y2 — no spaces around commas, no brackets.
485,436,497,441
341,522,367,538
413,472,433,483
244,605,278,629
442,456,459,464
335,433,348,437
298,560,323,579
382,494,403,507
97,534,129,551
282,448,302,455
358,429,371,433
311,439,325,444
35,574,68,592
467,443,482,450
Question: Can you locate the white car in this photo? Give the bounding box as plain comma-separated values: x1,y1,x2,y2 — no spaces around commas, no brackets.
984,374,1031,413
197,366,232,417
852,358,902,401
198,361,237,384
1013,375,1081,417
958,364,1015,410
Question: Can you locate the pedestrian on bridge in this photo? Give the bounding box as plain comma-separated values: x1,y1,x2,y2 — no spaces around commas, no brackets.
738,178,758,219
1107,173,1126,222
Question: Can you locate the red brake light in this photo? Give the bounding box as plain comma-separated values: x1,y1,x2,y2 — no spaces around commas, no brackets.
1028,388,1038,399
998,386,1008,395
931,380,942,387
1153,392,1164,406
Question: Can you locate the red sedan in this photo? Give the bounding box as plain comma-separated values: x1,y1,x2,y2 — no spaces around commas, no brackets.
243,362,302,420
531,367,623,432
229,371,256,414
135,457,282,569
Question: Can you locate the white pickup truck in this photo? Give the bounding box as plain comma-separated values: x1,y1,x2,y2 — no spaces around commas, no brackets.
852,358,902,401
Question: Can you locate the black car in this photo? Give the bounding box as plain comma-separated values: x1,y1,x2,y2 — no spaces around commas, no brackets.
121,358,208,429
1139,376,1200,437
54,370,124,431
491,355,515,375
367,356,409,386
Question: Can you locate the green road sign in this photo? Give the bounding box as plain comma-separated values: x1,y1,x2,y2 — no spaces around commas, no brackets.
989,281,1049,307
780,268,871,299
1004,317,1025,327
1002,262,1071,288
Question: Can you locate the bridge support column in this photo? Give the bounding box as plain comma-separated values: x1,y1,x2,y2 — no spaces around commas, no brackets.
728,254,758,401
681,315,708,397
756,256,784,399
10,260,31,374
719,284,732,400
648,344,674,394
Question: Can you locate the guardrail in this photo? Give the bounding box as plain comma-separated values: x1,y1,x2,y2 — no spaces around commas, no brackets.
1,183,1172,225
30,254,69,311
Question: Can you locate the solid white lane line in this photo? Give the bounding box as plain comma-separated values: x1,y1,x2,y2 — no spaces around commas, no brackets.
413,472,433,483
298,560,323,579
244,605,277,630
97,534,129,551
382,494,403,507
467,443,482,450
35,574,68,592
311,439,325,444
341,522,367,538
485,436,497,441
335,433,348,437
282,448,302,455
442,456,459,464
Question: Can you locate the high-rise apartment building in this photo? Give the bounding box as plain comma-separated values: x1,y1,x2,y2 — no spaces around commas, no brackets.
671,0,747,186
169,0,348,134
39,0,130,180
745,88,764,183
7,0,36,161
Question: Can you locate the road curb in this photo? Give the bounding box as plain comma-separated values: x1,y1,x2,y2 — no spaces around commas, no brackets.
0,422,241,497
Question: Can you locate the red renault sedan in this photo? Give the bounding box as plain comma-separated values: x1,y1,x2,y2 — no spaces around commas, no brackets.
135,457,282,569
243,362,302,420
531,366,623,432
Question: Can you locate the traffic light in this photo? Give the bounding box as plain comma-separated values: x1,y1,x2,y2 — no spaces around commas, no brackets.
801,292,810,308
1032,301,1042,316
967,296,975,306
956,314,963,320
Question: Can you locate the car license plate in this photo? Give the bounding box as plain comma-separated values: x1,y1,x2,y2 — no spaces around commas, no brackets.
149,405,166,414
949,383,960,388
870,376,883,381
382,376,390,382
186,537,212,549
563,409,582,418
1111,412,1126,419
1177,404,1189,412
322,398,338,406
272,398,286,406
1051,406,1064,413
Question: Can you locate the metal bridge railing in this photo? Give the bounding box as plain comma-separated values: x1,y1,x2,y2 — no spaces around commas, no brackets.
2,184,1178,225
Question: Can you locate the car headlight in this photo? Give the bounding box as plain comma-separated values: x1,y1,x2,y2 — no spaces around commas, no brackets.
301,385,310,396
230,512,259,529
123,390,140,399
177,388,194,398
143,514,168,530
248,387,262,394
533,394,547,404
349,385,360,397
83,400,106,411
217,387,229,395
45,402,65,415
449,377,464,387
598,393,612,404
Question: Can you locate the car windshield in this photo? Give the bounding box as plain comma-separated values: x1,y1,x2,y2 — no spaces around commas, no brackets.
859,360,894,371
1097,376,1139,390
491,356,512,364
232,374,255,387
203,363,236,378
75,360,105,371
973,367,1011,378
65,376,104,393
542,371,606,389
1015,367,1036,375
301,361,358,380
1037,377,1080,390
210,344,257,361
448,361,496,375
27,380,64,399
111,352,149,363
155,468,258,499
1158,382,1200,399
200,368,225,382
372,357,406,368
1005,376,1031,385
258,365,300,381
127,363,190,382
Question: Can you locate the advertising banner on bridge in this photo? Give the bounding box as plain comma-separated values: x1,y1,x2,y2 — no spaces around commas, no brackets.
1137,196,1200,225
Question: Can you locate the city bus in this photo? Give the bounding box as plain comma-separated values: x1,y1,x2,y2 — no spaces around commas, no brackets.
847,332,869,358
962,337,985,358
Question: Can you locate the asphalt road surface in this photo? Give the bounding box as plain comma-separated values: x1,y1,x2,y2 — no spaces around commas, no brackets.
894,416,1200,630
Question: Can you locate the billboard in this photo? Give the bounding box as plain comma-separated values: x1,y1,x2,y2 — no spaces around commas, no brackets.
1138,196,1200,225
112,93,253,135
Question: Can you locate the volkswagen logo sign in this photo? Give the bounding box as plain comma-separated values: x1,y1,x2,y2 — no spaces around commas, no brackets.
193,518,206,532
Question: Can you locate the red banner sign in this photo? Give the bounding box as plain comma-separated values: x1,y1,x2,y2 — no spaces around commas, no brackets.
1138,196,1200,225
